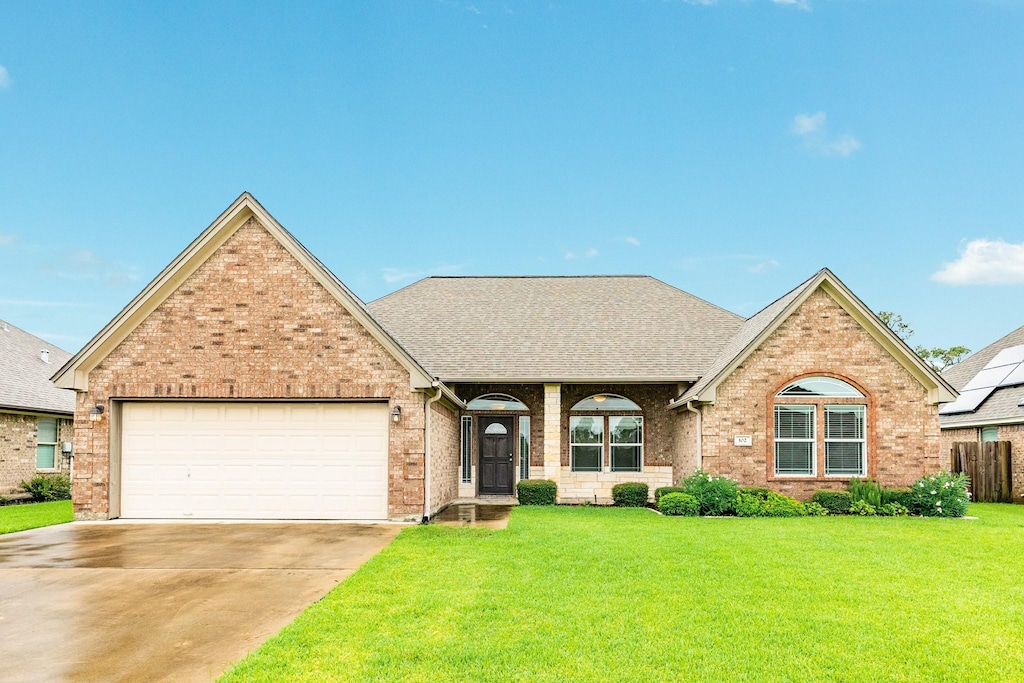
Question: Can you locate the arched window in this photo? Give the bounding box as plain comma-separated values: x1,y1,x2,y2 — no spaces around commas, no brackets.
466,394,529,411
773,376,867,478
569,394,642,473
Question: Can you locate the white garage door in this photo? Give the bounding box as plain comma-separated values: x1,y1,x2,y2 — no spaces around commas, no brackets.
120,402,389,520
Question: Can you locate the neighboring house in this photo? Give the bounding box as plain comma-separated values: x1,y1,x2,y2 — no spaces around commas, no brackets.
939,324,1024,501
52,194,956,521
0,320,75,495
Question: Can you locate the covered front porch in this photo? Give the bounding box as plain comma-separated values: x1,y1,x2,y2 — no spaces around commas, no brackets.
450,382,679,504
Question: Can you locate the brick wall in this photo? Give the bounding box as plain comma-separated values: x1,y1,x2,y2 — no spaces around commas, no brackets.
699,289,942,500
0,413,73,494
941,425,1024,503
74,217,426,520
672,408,699,484
429,400,460,514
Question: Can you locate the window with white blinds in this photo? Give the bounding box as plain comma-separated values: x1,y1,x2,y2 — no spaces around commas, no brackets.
774,405,815,475
825,405,866,476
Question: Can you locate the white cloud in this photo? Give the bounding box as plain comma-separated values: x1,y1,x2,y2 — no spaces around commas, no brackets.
623,236,640,246
791,111,861,157
0,233,14,246
0,65,9,89
564,247,598,261
42,248,142,289
747,258,780,273
931,239,1024,285
773,0,811,10
381,263,465,284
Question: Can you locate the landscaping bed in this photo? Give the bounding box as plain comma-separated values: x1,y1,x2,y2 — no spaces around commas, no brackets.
220,503,1024,682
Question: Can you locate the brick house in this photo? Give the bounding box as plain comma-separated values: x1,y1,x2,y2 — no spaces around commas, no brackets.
939,324,1024,502
1,320,75,495
52,194,957,521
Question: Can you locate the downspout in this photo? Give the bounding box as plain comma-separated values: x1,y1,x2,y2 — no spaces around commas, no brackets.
685,401,703,470
422,380,444,523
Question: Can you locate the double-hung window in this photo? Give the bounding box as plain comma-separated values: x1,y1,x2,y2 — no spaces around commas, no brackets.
609,416,642,472
824,405,866,476
774,405,815,476
36,418,58,470
773,377,867,479
570,416,603,472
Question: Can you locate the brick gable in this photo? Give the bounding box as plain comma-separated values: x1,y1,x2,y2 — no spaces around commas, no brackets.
74,217,426,519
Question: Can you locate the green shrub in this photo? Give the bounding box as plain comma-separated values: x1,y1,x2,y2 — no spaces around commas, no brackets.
811,490,852,515
805,501,829,517
848,478,883,507
517,479,557,505
658,492,699,516
679,469,738,516
612,482,649,507
878,502,909,517
911,471,970,518
654,486,686,505
20,473,72,502
881,487,914,510
734,489,806,517
850,499,877,516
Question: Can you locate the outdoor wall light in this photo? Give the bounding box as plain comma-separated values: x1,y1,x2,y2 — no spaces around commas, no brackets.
391,405,402,424
89,404,105,423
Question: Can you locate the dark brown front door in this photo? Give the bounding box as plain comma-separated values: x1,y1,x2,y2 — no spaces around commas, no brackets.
478,416,514,495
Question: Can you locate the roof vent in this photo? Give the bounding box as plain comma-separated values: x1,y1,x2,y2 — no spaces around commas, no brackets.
41,349,50,364
1,321,8,331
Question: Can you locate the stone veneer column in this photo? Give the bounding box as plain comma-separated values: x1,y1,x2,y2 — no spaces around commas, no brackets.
543,384,561,481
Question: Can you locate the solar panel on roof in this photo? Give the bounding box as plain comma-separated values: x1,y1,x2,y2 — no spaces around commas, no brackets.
988,344,1024,368
963,365,1017,391
939,387,998,415
1001,363,1024,388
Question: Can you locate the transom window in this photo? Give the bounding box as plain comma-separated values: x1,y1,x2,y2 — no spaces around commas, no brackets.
466,394,529,411
36,418,58,470
571,394,641,411
980,426,999,442
773,377,867,478
779,377,864,398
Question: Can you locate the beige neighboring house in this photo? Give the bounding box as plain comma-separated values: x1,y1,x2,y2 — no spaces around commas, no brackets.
939,323,1024,501
51,193,957,522
0,320,75,495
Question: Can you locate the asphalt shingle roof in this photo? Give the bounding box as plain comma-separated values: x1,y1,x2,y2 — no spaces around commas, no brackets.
0,320,75,414
940,323,1024,427
367,276,745,382
677,273,816,403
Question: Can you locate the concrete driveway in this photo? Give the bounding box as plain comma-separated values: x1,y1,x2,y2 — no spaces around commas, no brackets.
0,522,403,683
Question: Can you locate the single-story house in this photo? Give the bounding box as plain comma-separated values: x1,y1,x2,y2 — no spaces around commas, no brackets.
939,323,1024,501
1,320,75,495
52,194,957,521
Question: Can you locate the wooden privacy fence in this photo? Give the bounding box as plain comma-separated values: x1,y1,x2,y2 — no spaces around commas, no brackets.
951,441,1013,503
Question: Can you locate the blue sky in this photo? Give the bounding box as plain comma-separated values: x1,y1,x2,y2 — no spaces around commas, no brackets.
1,1,1022,356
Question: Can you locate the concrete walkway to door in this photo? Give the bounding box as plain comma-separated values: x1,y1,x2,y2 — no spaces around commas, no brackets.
0,521,403,683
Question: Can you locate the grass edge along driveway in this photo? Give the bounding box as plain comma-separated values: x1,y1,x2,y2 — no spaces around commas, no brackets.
222,504,1024,682
0,500,73,534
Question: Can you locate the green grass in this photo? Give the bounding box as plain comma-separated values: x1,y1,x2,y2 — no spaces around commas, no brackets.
221,504,1024,682
0,500,73,534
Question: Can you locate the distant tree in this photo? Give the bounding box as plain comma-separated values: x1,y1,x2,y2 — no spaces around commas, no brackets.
877,310,970,372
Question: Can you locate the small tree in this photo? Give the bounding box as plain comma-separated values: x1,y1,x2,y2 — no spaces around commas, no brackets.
877,310,969,371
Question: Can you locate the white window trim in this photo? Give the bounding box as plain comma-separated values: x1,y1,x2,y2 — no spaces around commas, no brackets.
609,415,643,473
570,415,604,473
774,404,816,477
36,417,59,472
824,405,866,477
460,416,472,484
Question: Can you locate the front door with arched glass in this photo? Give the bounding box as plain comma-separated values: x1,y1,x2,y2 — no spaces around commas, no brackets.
479,415,514,495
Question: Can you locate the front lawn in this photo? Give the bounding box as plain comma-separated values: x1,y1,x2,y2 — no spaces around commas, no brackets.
0,500,73,534
222,504,1024,682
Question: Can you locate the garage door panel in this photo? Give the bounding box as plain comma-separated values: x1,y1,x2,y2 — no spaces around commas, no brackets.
120,402,390,520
